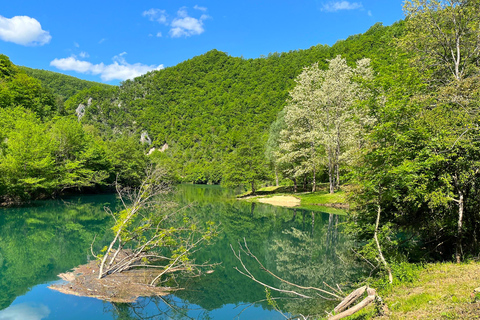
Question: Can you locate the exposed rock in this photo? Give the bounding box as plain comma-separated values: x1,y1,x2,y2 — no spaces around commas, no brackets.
87,97,93,106
76,104,86,121
160,143,169,152
147,148,156,155
140,131,152,145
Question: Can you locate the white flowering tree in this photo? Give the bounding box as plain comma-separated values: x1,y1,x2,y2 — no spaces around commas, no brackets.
277,56,373,193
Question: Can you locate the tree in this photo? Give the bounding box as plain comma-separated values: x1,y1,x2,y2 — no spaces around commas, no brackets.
0,107,57,200
97,168,217,285
403,0,480,263
403,0,480,84
222,130,269,194
278,56,373,193
265,110,286,187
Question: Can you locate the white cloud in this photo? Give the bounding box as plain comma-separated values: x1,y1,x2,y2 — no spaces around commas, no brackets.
143,9,168,24
73,41,79,47
177,7,189,18
98,38,106,44
50,53,164,82
368,10,372,16
79,51,89,58
194,5,207,12
143,7,210,38
0,303,50,320
321,1,363,12
0,15,51,46
169,9,209,38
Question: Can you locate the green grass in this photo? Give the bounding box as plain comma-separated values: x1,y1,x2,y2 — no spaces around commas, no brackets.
297,190,347,205
346,262,480,320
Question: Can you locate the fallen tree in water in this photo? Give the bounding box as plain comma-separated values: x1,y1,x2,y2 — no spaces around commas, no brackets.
50,167,218,302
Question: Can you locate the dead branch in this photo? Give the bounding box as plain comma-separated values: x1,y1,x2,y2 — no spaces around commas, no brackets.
90,234,99,259
231,243,312,299
333,285,366,313
375,202,393,284
329,288,377,320
238,238,343,300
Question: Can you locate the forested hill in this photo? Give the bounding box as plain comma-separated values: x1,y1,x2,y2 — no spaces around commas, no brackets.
65,21,405,184
19,66,112,102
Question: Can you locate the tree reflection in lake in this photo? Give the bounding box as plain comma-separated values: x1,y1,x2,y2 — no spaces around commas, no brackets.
105,296,212,320
0,194,115,310
0,185,362,319
263,212,364,317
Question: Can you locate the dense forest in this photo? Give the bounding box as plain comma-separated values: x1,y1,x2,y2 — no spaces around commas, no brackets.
0,54,147,203
2,0,480,267
19,66,112,104
64,21,404,185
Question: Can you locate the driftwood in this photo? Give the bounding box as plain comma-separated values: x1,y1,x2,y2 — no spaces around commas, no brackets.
333,285,367,313
329,288,377,320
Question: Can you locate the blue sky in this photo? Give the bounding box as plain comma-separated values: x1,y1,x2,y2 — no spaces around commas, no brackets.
0,0,405,84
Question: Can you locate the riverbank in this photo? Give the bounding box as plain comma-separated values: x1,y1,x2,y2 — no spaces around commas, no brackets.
238,186,348,211
348,262,480,320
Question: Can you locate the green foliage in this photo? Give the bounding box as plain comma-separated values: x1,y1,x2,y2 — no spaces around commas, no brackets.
0,55,57,118
348,0,480,265
20,66,112,103
62,22,406,184
222,130,270,192
0,55,153,202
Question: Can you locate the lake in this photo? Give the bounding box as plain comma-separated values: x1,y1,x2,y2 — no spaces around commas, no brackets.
0,185,364,319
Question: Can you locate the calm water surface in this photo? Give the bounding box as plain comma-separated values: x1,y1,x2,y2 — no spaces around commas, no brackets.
0,185,363,319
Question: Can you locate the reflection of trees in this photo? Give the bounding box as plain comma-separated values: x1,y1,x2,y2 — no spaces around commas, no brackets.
105,296,212,320
0,195,114,310
265,212,364,316
0,185,356,319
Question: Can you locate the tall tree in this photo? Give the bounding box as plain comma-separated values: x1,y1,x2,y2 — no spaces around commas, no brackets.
278,56,372,193
222,130,269,194
403,0,480,263
403,0,480,84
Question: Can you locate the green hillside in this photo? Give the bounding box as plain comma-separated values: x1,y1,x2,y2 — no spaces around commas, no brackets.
0,54,147,203
19,66,113,102
65,21,405,184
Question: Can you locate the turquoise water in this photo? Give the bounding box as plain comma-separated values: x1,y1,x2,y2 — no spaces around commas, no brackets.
0,185,361,319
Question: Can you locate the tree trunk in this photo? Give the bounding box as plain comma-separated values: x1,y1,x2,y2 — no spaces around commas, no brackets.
251,180,255,194
336,163,340,190
292,177,297,193
328,149,335,194
374,202,393,284
456,191,464,264
303,175,307,191
312,167,316,192
274,166,279,187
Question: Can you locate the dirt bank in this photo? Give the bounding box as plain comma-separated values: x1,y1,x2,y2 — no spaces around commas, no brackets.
257,195,301,207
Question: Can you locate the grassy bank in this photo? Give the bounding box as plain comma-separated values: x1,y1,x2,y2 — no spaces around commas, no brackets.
347,262,480,320
238,186,347,211
296,190,347,206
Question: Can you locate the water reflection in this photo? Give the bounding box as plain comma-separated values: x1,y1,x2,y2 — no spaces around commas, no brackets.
0,185,361,319
0,303,50,320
